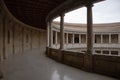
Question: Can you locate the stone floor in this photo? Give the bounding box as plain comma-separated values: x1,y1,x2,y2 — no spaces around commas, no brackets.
0,49,118,80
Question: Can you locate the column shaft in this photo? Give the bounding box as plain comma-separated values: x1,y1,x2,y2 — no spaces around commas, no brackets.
109,34,111,43
49,21,53,47
87,4,93,54
47,22,49,47
60,14,64,50
72,33,74,44
66,33,68,44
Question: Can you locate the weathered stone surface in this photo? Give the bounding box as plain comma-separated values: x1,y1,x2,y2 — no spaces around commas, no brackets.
48,48,120,78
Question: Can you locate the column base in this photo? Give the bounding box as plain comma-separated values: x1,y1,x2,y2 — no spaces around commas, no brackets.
58,49,64,62
84,54,93,72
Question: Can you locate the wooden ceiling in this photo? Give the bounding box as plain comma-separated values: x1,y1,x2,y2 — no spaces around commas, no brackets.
4,0,103,29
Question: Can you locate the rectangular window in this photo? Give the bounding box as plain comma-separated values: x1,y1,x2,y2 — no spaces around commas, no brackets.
103,35,109,43
111,34,118,43
81,34,86,43
95,50,101,54
68,34,72,43
64,33,67,44
74,34,79,43
111,51,118,55
103,50,109,55
95,35,101,43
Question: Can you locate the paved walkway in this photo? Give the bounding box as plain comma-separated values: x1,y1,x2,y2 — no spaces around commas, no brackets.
1,49,118,80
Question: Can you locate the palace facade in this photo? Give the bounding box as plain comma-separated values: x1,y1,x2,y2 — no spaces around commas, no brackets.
51,22,120,55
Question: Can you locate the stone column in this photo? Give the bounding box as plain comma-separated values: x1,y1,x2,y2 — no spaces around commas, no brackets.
87,4,93,54
59,13,65,62
72,33,74,44
47,22,49,47
49,21,53,48
109,34,111,44
84,3,93,72
46,21,52,56
66,33,68,44
12,24,15,55
109,50,111,55
101,50,103,54
3,15,6,59
60,13,64,50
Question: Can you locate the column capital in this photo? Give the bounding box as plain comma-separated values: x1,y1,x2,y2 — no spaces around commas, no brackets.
48,20,53,24
85,3,94,8
60,13,65,17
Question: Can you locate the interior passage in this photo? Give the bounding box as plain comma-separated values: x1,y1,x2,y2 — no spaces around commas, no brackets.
0,49,117,80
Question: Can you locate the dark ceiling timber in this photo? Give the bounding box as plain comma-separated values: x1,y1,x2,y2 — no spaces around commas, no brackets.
4,0,104,29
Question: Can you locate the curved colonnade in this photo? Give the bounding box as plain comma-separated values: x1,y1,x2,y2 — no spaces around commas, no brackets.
46,2,120,78
0,0,120,79
46,22,120,78
52,22,120,55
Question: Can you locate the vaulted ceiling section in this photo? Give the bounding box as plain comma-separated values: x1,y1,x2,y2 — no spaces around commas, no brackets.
4,0,103,29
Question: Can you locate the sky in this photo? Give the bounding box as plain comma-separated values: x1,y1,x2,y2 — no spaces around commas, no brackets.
54,0,120,24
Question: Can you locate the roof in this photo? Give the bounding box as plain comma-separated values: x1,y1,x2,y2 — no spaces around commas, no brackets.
3,0,104,29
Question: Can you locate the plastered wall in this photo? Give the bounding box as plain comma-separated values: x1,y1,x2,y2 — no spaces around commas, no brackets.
0,2,47,61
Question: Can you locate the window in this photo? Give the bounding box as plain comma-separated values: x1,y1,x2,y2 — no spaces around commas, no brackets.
68,34,72,43
103,50,109,55
111,51,118,55
95,50,101,54
81,50,86,53
64,33,67,44
74,34,79,43
103,35,109,43
111,34,118,43
81,34,86,43
95,35,101,43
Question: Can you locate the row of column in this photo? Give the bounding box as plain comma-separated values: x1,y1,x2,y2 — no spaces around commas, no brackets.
52,32,120,45
47,4,94,54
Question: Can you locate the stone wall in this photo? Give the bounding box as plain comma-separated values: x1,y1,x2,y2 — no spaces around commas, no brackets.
47,48,120,78
0,1,47,61
93,55,120,77
62,50,84,69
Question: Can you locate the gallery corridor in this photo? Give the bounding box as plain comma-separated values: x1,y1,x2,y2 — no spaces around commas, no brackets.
0,49,117,80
